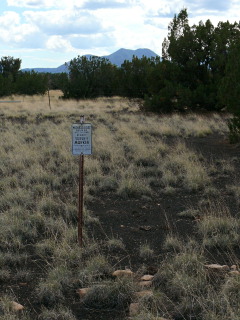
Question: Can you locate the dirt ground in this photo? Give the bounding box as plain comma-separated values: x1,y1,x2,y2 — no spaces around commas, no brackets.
74,133,240,319
88,133,240,266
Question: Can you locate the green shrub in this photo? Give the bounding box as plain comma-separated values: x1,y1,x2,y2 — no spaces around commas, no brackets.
82,278,135,309
198,215,240,248
36,280,64,307
139,244,154,259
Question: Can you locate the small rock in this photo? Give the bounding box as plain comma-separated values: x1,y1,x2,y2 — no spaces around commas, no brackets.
11,301,24,312
205,264,230,271
134,290,153,299
19,282,28,286
76,288,91,298
231,265,238,271
229,271,240,276
129,303,140,316
139,280,152,288
141,274,154,281
107,210,117,214
139,226,152,231
112,269,133,277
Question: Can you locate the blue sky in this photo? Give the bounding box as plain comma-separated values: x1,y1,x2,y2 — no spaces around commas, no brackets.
0,0,239,68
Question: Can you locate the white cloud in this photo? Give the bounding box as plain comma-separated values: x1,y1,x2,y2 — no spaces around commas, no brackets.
46,35,73,51
0,6,113,52
187,0,231,12
136,0,186,17
91,5,163,54
0,11,45,48
134,0,236,19
7,0,48,7
144,18,170,30
0,11,20,28
81,0,131,10
7,0,135,9
69,33,116,49
24,9,104,35
2,0,240,68
7,0,85,9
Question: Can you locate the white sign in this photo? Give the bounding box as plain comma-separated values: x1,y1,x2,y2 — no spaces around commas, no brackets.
72,123,92,155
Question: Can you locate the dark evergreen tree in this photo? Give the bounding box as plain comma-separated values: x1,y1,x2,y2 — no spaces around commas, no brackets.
118,56,156,98
219,39,240,113
147,9,240,113
48,73,69,91
63,56,117,99
0,56,21,81
15,71,48,95
144,60,182,112
0,56,21,96
0,75,12,97
219,39,240,142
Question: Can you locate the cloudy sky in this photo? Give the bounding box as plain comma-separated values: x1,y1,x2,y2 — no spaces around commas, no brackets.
0,0,239,68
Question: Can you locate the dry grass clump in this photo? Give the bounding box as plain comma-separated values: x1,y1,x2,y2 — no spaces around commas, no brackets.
106,238,125,251
117,167,153,199
221,274,240,311
197,201,240,248
0,268,11,283
162,235,184,253
132,112,228,138
36,278,65,307
161,141,210,191
149,246,228,319
228,184,240,205
199,215,240,248
150,243,208,319
177,208,200,219
139,243,154,259
0,294,31,320
38,306,77,320
82,278,135,309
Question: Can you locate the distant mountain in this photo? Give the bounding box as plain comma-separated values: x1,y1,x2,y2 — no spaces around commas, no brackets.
21,48,159,73
103,48,159,66
22,65,68,74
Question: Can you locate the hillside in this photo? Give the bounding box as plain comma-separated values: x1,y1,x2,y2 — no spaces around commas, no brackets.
21,48,159,73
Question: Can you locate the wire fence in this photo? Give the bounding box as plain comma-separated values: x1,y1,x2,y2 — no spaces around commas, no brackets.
0,101,22,103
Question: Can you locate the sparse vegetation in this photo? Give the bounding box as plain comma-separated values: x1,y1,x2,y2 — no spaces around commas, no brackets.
82,278,135,309
1,93,240,320
139,243,154,260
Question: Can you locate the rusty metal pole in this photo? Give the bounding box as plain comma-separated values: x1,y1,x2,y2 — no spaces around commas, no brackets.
78,153,84,247
78,115,85,247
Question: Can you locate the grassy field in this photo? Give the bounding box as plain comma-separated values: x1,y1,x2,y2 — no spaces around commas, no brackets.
0,92,240,319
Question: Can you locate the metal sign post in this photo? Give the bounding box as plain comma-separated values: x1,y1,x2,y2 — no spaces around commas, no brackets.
78,152,84,247
72,116,92,247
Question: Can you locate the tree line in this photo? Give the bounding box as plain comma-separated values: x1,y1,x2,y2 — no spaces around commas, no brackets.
63,9,240,116
0,56,47,96
1,9,240,117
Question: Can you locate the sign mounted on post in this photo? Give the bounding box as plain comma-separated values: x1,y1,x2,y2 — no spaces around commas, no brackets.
72,123,92,155
72,116,92,247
